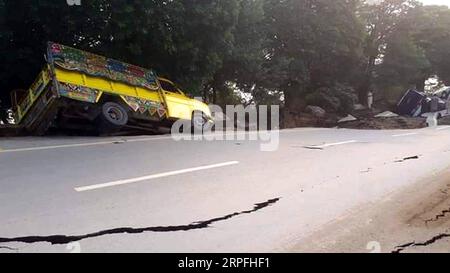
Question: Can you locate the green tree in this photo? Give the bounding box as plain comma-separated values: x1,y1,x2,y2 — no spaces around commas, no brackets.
376,26,431,103
410,5,450,85
357,0,420,105
261,0,364,112
0,0,248,106
0,0,110,105
4,0,450,115
204,0,268,106
99,0,243,98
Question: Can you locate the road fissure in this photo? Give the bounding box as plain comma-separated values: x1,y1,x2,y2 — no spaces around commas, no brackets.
0,198,280,246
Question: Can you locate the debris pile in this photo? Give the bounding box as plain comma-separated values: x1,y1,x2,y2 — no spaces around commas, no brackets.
339,88,449,130
438,115,450,126
338,116,427,130
338,106,426,130
338,114,357,123
375,111,399,118
283,108,338,129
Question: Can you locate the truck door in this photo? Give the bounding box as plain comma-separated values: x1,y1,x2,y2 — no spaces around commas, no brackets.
159,79,193,120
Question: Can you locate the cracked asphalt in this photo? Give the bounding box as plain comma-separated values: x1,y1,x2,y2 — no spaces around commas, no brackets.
1,127,450,253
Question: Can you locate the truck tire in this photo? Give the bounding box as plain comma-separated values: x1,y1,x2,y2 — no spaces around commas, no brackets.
98,102,129,133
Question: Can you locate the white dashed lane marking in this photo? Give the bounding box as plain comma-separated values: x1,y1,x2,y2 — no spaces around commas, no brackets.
75,161,240,192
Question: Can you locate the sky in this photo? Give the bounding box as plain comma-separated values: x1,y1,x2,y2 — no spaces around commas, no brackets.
367,0,449,7
420,0,450,6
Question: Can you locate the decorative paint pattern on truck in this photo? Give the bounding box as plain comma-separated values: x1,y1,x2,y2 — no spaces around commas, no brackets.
58,82,102,103
48,43,160,91
120,96,167,118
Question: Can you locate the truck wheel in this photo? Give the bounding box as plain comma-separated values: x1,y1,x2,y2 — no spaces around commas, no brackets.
98,102,128,133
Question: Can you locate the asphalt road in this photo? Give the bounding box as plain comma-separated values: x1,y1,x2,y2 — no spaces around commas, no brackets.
1,126,450,253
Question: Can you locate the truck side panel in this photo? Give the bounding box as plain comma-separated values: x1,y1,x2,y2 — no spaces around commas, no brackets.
15,66,52,124
55,68,168,120
54,68,161,102
20,85,58,135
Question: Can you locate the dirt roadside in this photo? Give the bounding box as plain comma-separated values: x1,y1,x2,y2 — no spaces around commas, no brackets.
338,117,428,130
290,166,450,253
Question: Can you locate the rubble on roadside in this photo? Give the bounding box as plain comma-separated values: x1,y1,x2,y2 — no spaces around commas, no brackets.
338,106,427,130
283,111,338,128
339,88,449,130
305,105,326,118
282,87,449,130
338,116,427,130
375,111,399,118
338,115,357,123
438,115,450,126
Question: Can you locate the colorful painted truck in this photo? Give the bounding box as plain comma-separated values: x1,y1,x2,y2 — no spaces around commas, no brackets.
10,42,213,135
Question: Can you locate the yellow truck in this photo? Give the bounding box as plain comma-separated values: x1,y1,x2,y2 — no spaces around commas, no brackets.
10,42,212,135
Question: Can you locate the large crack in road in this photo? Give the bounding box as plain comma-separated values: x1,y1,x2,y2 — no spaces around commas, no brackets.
393,190,450,253
0,198,280,247
393,231,450,253
425,207,450,225
0,246,18,251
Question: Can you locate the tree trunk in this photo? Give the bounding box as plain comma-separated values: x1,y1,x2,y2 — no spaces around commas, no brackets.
357,78,370,106
358,55,376,106
210,73,226,106
212,88,217,105
202,85,209,103
284,88,294,112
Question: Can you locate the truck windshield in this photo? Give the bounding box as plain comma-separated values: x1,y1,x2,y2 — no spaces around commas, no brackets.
160,80,180,94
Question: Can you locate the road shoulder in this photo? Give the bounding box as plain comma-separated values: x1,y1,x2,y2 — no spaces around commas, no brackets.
290,165,450,253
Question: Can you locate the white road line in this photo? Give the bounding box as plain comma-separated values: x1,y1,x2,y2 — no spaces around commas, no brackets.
75,161,240,192
436,126,450,131
392,132,418,137
0,129,325,153
0,133,263,153
119,136,173,143
317,140,358,148
0,136,173,153
304,140,357,149
0,141,118,153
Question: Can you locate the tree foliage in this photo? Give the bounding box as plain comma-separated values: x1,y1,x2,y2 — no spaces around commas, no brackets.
410,5,450,85
1,0,450,113
260,0,364,112
374,3,450,103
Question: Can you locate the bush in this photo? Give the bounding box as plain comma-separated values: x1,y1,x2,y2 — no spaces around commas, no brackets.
304,85,357,114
